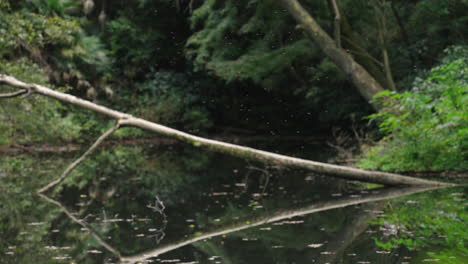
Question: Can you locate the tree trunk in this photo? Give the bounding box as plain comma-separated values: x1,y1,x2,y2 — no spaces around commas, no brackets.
278,0,386,110
0,74,451,187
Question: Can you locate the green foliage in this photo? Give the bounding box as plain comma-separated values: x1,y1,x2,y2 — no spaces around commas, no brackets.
0,58,81,144
0,9,81,57
0,2,112,144
408,0,468,61
59,34,112,77
205,39,314,86
105,0,188,81
358,46,468,172
107,16,164,71
0,155,67,263
124,71,214,133
371,188,467,256
29,0,81,16
186,0,320,90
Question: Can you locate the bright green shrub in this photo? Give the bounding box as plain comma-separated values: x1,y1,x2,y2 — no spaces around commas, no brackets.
358,46,467,172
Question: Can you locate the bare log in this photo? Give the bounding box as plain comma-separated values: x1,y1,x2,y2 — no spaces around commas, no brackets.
0,74,452,186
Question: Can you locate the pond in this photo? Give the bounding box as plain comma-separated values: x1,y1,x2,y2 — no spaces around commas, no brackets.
0,139,466,263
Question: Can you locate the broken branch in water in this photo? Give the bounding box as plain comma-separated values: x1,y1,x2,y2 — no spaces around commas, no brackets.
0,74,453,187
37,122,121,194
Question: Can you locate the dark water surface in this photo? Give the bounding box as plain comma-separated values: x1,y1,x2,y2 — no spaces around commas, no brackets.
0,141,466,263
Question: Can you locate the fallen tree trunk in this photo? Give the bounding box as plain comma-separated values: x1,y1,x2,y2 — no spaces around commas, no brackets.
0,74,450,186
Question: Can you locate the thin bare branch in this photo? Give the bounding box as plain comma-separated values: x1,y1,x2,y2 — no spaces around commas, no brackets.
0,89,29,98
330,0,341,48
37,123,121,194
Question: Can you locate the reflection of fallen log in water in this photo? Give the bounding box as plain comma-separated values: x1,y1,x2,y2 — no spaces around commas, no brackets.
317,201,385,264
38,193,122,259
118,185,446,264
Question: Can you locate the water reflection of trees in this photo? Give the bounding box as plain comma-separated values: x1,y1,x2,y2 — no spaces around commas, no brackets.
1,146,463,263
41,185,442,263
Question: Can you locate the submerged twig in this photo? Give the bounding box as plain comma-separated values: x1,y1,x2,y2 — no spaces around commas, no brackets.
147,196,168,244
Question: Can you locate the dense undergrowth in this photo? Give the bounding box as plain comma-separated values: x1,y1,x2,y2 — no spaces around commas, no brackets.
358,47,467,172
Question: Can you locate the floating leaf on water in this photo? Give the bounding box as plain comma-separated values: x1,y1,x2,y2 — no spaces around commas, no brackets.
52,256,71,260
27,222,46,226
212,192,229,196
282,220,304,225
307,244,323,248
304,175,314,181
45,246,60,250
103,218,124,223
87,250,102,254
